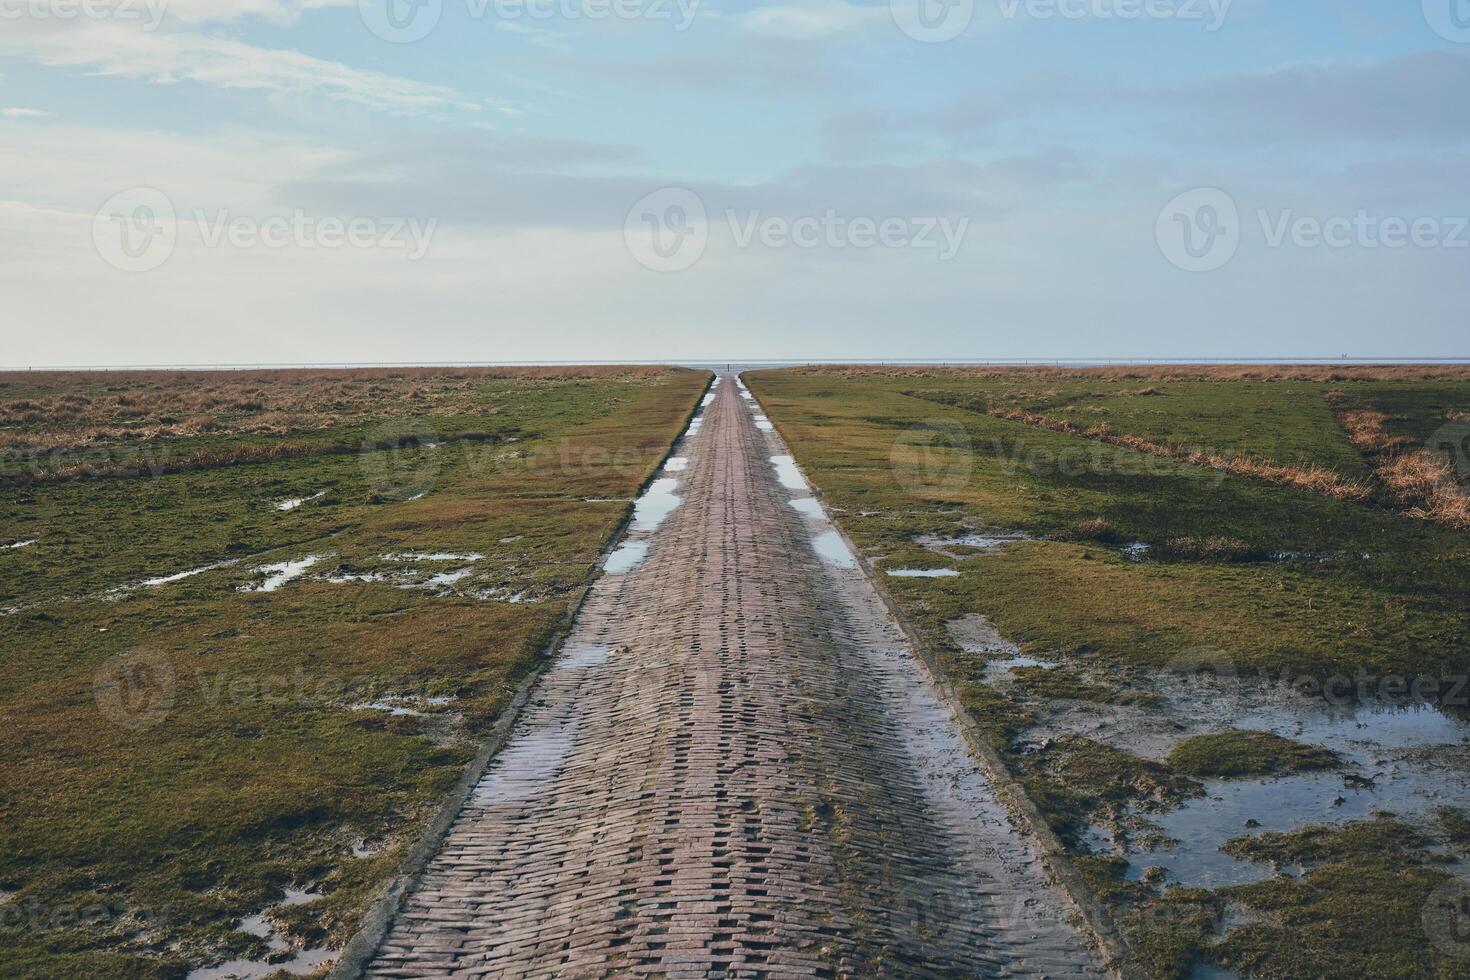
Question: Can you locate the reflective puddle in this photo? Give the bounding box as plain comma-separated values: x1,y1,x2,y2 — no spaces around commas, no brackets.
240,556,322,593
1076,676,1470,888
604,541,650,574
382,551,484,563
812,530,857,568
663,456,689,472
769,455,808,491
788,498,823,519
189,890,335,980
632,477,682,532
138,560,239,589
3,539,36,550
886,568,959,578
273,492,324,512
472,724,577,805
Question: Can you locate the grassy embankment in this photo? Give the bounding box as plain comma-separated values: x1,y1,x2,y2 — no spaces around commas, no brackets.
746,365,1470,979
0,366,708,978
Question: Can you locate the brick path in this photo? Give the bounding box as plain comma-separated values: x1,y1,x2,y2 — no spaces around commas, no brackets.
365,375,1103,978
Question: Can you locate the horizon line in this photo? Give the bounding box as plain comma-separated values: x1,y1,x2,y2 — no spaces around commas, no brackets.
4,356,1470,372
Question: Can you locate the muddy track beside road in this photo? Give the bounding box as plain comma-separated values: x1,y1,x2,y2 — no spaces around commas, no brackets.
361,375,1103,978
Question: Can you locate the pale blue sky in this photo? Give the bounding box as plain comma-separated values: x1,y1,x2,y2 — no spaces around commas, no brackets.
1,0,1466,364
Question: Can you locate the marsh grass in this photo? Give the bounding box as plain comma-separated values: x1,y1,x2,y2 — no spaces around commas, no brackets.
0,366,709,977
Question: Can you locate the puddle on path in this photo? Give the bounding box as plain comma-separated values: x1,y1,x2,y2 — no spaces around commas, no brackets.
701,392,717,407
604,541,649,574
631,477,682,533
788,498,823,519
556,642,616,670
273,492,324,512
240,557,322,593
755,419,774,431
663,456,689,472
471,723,577,805
812,530,856,568
769,455,808,491
887,568,959,578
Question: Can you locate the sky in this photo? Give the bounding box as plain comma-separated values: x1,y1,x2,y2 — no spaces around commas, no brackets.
1,0,1467,365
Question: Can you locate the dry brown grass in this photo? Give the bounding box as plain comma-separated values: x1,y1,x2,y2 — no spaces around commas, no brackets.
0,366,681,456
1328,398,1470,529
795,363,1470,383
989,407,1372,502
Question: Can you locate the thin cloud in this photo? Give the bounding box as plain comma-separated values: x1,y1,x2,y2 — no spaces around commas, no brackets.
0,21,479,117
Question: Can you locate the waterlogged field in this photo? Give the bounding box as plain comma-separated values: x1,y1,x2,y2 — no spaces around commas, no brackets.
746,365,1470,979
0,366,708,978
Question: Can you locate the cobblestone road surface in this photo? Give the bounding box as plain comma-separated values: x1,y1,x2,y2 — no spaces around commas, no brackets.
365,374,1104,978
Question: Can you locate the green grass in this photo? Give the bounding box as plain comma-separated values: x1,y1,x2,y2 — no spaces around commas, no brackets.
1166,730,1341,778
0,367,709,978
929,377,1375,480
746,368,1470,679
